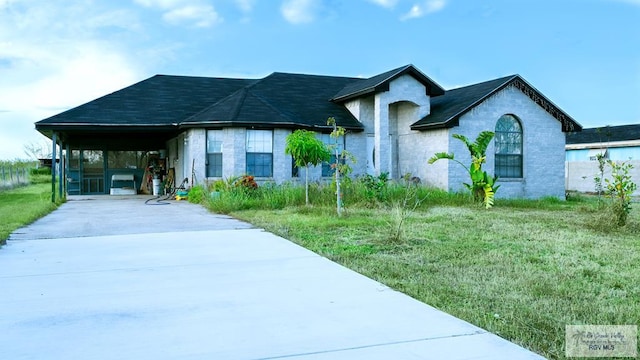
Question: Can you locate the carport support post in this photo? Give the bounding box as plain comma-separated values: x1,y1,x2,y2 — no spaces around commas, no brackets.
51,132,57,203
65,143,70,197
58,140,64,200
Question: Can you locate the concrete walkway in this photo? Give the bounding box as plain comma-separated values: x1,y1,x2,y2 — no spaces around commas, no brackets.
1,196,545,359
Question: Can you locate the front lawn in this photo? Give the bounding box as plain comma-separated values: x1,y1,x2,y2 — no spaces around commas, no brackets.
0,178,62,244
213,187,639,359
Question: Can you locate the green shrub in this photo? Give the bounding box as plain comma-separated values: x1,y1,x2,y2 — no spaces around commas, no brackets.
358,172,389,202
29,167,51,176
604,160,637,226
188,185,206,204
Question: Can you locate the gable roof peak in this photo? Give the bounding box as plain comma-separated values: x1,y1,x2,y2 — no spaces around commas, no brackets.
331,64,445,102
411,74,581,132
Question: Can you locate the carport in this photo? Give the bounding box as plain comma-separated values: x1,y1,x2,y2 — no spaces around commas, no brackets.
34,74,252,200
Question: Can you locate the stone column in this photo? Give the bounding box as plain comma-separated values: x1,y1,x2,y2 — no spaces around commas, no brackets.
374,93,390,176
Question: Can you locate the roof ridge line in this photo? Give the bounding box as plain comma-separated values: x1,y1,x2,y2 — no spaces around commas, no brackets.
365,64,411,90
447,74,518,92
183,79,261,123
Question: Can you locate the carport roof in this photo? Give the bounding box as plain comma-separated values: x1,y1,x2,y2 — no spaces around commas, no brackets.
36,75,257,129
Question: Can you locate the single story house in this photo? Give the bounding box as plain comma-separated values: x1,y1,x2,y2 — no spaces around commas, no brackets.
35,64,581,199
566,124,640,195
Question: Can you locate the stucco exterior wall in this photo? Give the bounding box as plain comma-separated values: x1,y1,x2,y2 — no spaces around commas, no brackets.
273,129,292,183
348,131,368,177
347,97,375,175
185,129,206,185
373,75,430,178
406,128,450,188
391,102,427,179
222,127,247,178
449,85,566,199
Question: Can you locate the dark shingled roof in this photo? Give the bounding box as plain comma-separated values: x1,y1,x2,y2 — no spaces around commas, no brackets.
35,65,582,145
36,72,365,136
182,72,364,131
411,75,582,133
37,75,256,128
566,124,640,145
331,64,445,102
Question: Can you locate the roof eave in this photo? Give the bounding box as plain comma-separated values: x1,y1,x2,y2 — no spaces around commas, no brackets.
179,121,364,132
410,118,459,131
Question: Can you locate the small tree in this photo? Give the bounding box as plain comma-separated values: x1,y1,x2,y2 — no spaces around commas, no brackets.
285,129,331,205
327,117,355,216
593,152,607,204
604,160,637,226
428,131,499,208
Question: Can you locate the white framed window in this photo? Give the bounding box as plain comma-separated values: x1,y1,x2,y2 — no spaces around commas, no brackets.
495,114,523,178
206,130,223,177
246,130,273,177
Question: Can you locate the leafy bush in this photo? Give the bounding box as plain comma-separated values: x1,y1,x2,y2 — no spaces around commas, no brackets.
428,131,499,208
604,160,637,226
359,172,389,202
188,185,206,204
234,175,258,191
29,167,51,176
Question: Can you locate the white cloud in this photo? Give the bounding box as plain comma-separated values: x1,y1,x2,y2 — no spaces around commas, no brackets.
281,0,319,24
0,1,141,159
133,0,183,9
235,0,255,12
401,0,446,20
163,4,222,27
134,0,222,27
367,0,399,8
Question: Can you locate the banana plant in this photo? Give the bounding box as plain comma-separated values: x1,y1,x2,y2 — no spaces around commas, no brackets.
428,131,500,208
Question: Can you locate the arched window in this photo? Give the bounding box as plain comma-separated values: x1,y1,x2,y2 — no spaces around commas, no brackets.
495,114,523,178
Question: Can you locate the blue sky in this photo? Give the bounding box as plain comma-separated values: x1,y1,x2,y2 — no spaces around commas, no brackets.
1,0,638,159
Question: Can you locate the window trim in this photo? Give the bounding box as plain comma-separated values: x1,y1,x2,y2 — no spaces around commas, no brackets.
494,114,523,179
206,129,223,178
246,129,273,178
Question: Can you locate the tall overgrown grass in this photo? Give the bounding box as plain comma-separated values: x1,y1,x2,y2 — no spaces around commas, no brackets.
195,175,478,215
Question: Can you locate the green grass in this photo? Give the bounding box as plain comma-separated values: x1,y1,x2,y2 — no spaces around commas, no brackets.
205,183,640,359
0,175,62,244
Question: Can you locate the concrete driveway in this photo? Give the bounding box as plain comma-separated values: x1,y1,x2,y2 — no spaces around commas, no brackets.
1,196,545,359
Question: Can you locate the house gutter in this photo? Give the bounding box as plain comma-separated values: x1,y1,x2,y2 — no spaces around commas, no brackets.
179,121,364,132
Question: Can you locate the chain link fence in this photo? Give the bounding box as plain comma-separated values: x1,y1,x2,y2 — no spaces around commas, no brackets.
0,165,35,191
